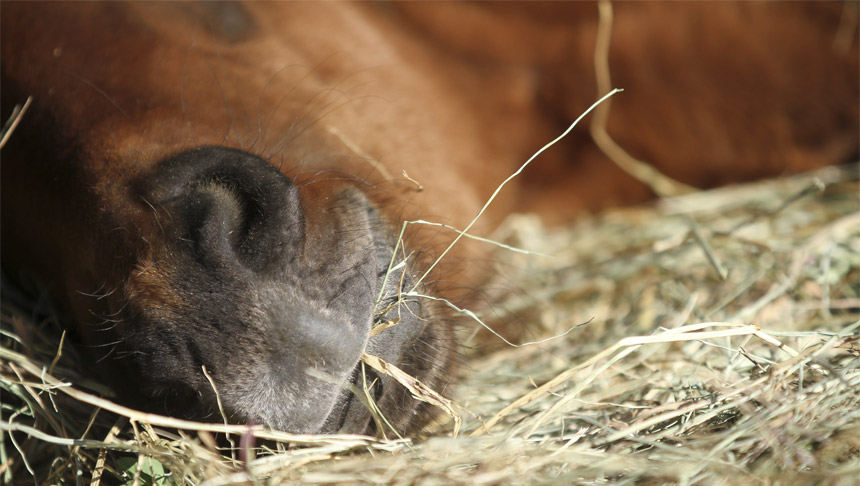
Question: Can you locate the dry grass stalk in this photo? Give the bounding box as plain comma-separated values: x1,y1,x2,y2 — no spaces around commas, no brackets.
589,1,696,197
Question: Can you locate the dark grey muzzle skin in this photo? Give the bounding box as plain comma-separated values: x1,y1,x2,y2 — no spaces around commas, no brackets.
101,146,437,434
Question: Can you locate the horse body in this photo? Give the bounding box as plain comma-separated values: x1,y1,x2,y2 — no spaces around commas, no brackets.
2,1,856,434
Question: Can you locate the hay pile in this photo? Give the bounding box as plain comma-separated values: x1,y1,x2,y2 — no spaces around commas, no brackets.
2,164,858,485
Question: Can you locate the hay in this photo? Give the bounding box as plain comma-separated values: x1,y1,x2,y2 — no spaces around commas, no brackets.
2,164,859,485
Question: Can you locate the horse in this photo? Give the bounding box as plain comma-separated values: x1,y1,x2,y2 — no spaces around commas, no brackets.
2,1,856,435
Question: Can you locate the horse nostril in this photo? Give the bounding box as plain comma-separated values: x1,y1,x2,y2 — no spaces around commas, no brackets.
138,146,303,274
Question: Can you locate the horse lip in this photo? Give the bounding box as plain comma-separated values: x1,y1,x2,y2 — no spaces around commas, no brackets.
325,222,410,435
328,360,384,435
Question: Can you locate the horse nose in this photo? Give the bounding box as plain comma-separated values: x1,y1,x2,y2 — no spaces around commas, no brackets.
138,146,303,275
131,146,381,432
